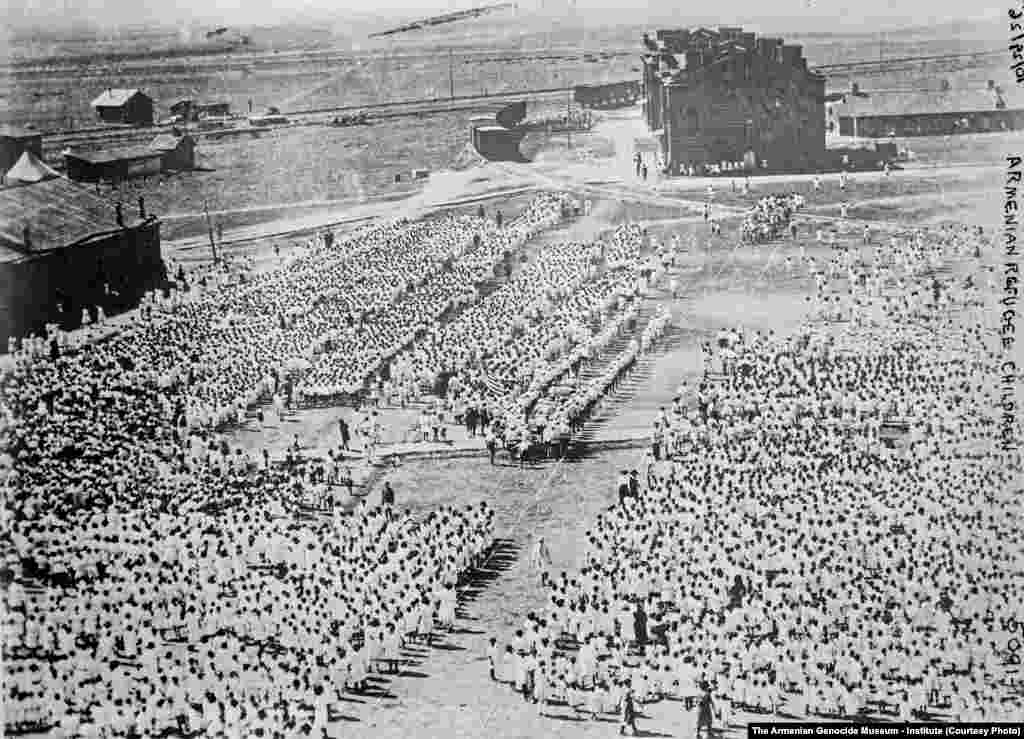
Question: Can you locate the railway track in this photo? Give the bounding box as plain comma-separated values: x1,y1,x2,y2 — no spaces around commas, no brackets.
36,86,578,163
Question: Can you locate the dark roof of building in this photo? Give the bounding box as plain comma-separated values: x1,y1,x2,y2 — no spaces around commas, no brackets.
91,88,149,108
651,26,813,81
0,177,134,263
829,88,1021,117
65,145,163,164
0,126,41,139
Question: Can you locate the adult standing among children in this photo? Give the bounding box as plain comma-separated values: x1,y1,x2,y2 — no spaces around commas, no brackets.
617,470,631,507
619,687,638,736
696,683,716,737
530,536,553,586
339,418,351,451
517,434,531,469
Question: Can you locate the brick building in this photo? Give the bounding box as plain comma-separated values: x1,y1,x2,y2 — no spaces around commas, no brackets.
642,27,825,174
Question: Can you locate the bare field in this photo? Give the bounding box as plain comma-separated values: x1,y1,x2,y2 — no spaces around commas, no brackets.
133,104,1013,255
1,42,638,131
108,113,479,240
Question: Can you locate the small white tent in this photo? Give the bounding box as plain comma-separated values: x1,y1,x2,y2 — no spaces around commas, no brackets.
5,150,60,183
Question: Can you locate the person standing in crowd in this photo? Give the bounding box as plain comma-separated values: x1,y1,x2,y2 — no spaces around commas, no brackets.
617,470,631,506
381,481,395,515
633,600,648,649
542,424,554,459
485,427,498,466
517,434,530,469
619,688,638,736
696,684,715,737
339,417,351,451
530,535,552,586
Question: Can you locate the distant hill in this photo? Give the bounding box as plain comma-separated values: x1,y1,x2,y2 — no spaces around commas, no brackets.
0,8,1002,66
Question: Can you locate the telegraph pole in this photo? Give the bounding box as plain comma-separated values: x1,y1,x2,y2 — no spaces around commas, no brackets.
449,49,455,101
203,199,219,264
567,87,572,150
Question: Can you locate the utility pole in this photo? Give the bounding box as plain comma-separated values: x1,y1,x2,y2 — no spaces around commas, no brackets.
203,199,219,264
567,87,572,150
449,49,455,101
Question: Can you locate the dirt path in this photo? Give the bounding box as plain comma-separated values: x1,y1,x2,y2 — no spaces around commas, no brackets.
334,451,647,739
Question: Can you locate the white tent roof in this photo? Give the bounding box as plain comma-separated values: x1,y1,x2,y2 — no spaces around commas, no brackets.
5,150,60,183
91,88,144,107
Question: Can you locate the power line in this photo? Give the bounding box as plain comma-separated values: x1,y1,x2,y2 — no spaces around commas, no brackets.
812,48,1001,73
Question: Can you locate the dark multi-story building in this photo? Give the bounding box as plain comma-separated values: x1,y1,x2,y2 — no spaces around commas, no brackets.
642,26,826,174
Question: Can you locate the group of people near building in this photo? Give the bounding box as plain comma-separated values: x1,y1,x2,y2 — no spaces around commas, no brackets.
4,200,601,735
0,187,694,736
488,221,1022,729
740,192,806,244
8,194,576,442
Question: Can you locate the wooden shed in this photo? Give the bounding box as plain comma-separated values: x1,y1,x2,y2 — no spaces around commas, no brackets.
65,146,163,183
91,89,154,126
